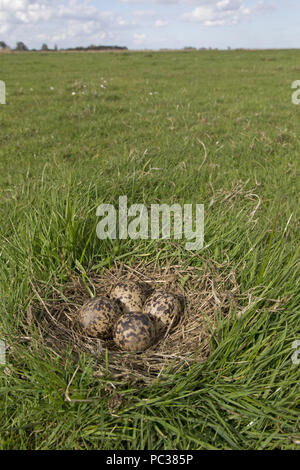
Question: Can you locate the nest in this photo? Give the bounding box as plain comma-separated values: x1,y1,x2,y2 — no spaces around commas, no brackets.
29,260,247,384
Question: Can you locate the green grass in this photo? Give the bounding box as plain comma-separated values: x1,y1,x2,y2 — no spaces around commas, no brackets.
0,49,300,450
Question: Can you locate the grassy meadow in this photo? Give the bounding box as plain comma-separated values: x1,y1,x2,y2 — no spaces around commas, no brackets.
0,49,300,449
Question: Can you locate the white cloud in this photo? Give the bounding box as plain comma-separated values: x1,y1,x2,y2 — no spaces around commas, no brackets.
0,0,134,48
133,32,146,44
133,33,146,40
0,23,9,34
183,0,251,26
256,1,276,14
0,0,281,49
0,0,28,10
155,19,168,27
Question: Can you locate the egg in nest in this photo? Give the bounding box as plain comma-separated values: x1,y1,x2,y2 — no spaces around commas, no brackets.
110,280,146,314
78,296,122,338
113,312,155,352
143,290,183,333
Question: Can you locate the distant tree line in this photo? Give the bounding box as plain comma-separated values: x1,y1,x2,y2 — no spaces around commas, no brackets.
0,41,235,53
64,45,128,51
0,40,9,49
0,41,29,51
0,41,128,52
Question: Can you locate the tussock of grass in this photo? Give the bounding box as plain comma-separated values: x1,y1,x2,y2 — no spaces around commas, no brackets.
29,261,248,384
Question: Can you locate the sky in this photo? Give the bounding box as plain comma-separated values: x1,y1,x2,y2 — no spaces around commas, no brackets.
0,0,299,50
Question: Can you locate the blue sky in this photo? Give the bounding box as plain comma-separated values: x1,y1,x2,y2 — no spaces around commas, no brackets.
0,0,299,50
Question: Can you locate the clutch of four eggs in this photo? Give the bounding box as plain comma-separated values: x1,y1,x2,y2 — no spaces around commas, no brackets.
78,280,183,352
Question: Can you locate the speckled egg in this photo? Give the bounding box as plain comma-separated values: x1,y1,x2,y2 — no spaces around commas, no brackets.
113,312,156,352
143,290,182,332
110,280,146,314
78,296,122,338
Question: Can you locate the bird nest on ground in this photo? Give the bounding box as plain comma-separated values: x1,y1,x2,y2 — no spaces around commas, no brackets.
29,260,248,384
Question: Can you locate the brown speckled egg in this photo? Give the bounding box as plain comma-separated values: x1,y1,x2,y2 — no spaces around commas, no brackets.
78,296,122,338
113,312,155,352
143,290,182,332
110,280,146,314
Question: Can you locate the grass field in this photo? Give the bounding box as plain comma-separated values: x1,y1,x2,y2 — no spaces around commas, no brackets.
0,49,300,450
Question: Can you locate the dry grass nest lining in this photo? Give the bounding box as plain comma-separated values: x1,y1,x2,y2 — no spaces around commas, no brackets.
30,261,248,384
